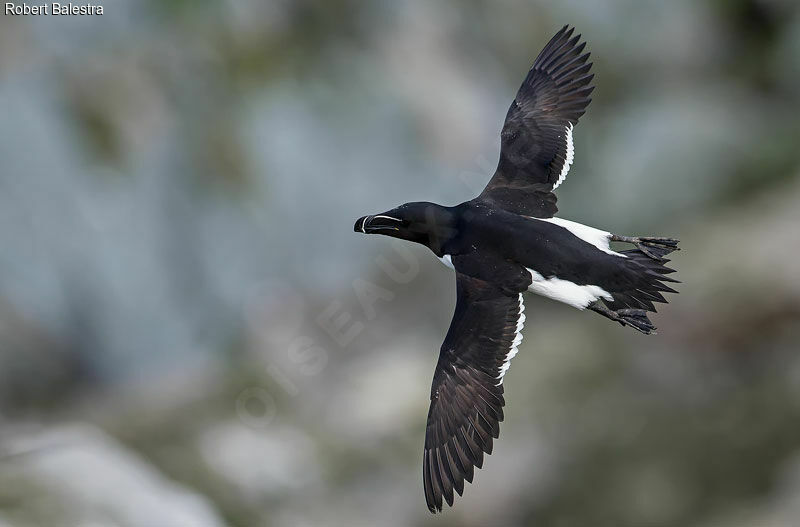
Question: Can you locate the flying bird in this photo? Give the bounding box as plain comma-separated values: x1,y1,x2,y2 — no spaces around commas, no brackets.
354,25,679,513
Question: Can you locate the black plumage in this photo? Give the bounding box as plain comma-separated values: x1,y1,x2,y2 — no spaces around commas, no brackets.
483,24,594,217
354,25,680,513
423,274,520,510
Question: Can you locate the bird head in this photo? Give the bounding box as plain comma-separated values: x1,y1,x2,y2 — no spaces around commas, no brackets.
354,202,456,255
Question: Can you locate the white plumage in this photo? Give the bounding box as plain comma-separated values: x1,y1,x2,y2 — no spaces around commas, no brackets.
496,294,525,385
526,268,613,309
552,123,574,190
534,216,626,258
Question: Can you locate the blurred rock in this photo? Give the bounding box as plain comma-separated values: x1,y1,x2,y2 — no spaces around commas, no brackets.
1,425,226,527
197,421,320,500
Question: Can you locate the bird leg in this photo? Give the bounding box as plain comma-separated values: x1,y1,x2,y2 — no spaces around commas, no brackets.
610,234,679,261
588,302,656,335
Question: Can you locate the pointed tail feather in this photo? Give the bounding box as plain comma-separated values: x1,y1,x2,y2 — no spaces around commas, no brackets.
606,240,680,316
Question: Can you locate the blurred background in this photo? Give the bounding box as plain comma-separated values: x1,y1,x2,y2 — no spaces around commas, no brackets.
1,0,800,525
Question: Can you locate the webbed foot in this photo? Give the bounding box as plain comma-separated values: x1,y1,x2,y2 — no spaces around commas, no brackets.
611,235,679,261
589,302,656,335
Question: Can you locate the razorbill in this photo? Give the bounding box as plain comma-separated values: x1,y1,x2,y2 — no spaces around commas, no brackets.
354,25,680,513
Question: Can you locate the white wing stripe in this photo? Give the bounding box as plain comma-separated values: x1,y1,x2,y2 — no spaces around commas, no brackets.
552,123,574,190
496,294,525,385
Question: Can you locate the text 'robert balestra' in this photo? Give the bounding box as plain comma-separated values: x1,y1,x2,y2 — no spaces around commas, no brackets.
5,3,104,15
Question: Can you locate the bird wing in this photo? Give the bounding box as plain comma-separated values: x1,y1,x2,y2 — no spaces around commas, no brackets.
480,25,594,217
423,272,526,513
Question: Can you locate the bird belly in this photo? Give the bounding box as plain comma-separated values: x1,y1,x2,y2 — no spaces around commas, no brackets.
526,268,612,310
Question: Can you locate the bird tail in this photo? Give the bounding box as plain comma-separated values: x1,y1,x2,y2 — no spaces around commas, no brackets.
605,241,680,314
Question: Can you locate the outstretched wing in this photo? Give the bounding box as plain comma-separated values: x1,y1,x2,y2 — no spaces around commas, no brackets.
481,25,594,217
423,273,526,513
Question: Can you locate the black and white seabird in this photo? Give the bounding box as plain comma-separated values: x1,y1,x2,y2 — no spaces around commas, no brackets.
354,25,680,513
